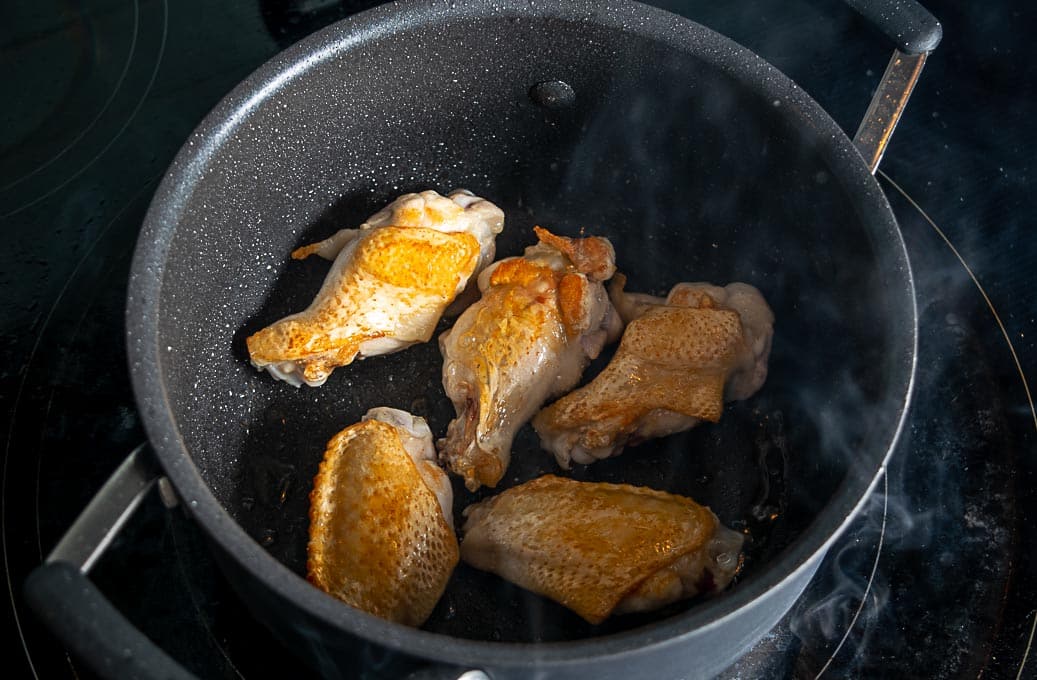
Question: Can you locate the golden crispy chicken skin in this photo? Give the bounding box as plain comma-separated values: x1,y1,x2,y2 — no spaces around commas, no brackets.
533,274,774,468
307,407,459,627
460,475,743,624
438,227,622,491
247,190,504,387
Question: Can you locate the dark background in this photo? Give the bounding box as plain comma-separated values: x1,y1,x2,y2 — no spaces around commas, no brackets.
1,0,1034,678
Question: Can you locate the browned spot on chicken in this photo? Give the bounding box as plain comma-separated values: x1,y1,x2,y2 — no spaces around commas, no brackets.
460,475,743,624
246,190,504,387
533,277,773,468
308,410,458,627
438,227,618,490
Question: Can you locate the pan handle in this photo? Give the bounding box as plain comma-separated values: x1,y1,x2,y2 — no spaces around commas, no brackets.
843,0,942,55
23,445,197,680
840,0,943,173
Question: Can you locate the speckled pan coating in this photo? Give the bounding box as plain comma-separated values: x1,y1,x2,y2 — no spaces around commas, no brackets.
127,0,917,676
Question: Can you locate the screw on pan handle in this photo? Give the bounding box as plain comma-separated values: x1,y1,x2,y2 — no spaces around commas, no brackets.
22,445,198,680
841,0,942,173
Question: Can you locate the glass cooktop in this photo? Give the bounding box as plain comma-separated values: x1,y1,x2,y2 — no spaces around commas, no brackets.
2,0,1034,678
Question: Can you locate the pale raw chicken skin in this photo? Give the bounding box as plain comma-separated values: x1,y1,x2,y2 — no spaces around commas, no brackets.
533,274,774,468
247,190,504,387
438,226,621,491
307,407,458,627
460,475,744,624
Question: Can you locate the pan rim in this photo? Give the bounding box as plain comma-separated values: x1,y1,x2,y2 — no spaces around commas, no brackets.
126,0,918,669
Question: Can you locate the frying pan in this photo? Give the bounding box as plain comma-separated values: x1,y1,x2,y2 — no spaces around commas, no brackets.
24,1,940,678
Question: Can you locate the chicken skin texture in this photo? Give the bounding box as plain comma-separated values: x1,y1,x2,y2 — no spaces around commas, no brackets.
247,190,504,387
460,475,744,624
307,407,458,627
533,274,774,468
438,227,621,491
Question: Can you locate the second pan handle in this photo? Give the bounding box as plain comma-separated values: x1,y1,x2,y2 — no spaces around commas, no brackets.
23,446,196,680
837,0,943,173
843,0,942,54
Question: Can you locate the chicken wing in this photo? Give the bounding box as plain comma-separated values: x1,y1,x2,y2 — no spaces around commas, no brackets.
247,190,504,387
460,475,743,624
438,226,621,491
307,407,458,627
533,275,773,468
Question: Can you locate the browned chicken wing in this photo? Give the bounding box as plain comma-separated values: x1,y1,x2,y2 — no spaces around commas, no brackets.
438,227,621,491
307,407,458,627
460,475,743,624
247,190,503,387
533,274,773,468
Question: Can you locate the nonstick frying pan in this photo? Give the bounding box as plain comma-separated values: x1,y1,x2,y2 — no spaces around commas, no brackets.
25,1,940,678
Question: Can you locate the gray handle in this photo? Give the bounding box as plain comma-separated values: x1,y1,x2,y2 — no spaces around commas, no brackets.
22,446,197,680
844,0,942,54
842,1,942,172
24,562,196,680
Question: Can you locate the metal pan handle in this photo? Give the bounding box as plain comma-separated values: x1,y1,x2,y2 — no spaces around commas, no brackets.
839,0,943,173
23,445,197,680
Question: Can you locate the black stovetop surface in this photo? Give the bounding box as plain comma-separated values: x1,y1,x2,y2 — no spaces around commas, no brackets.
2,1,1034,678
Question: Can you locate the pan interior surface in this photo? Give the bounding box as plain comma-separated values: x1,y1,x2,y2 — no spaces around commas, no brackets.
140,4,914,646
